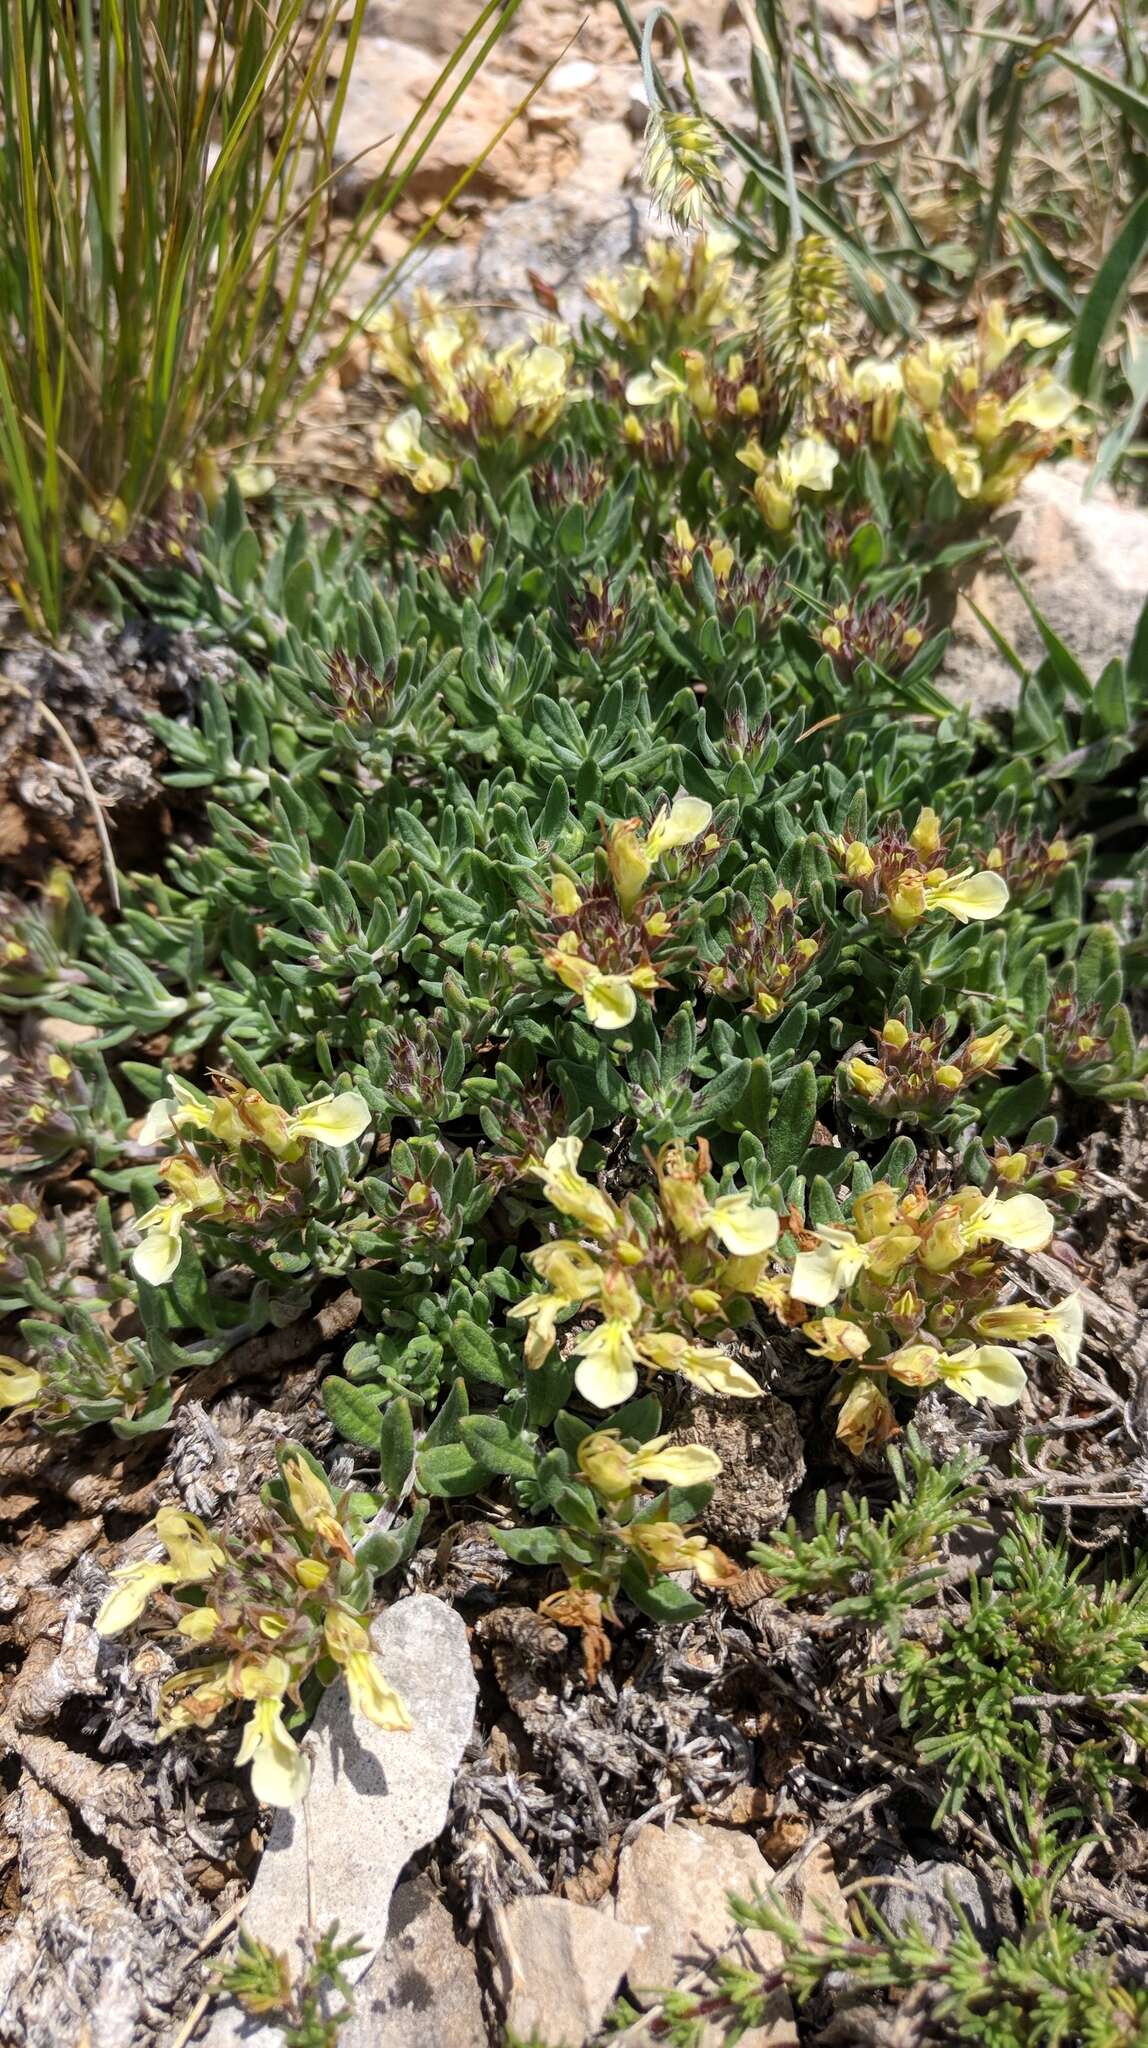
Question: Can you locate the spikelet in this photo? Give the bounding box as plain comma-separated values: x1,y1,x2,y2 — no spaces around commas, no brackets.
642,108,723,235
757,232,849,405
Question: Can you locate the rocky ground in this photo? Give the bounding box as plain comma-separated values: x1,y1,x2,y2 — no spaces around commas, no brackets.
2,9,1148,2047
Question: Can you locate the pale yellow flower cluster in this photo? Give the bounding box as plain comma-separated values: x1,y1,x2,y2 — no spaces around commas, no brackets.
95,1458,408,1808
370,298,578,491
543,794,714,1030
586,232,750,345
132,1080,371,1284
831,808,1011,935
768,1179,1084,1451
510,1136,773,1408
900,302,1075,506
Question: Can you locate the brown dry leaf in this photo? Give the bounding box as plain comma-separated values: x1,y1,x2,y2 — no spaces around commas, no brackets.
561,1835,621,1905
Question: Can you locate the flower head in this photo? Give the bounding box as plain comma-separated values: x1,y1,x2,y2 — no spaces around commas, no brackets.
236,1696,312,1808
642,108,722,233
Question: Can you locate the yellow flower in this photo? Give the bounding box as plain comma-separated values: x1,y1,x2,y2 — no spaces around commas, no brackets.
936,1344,1026,1407
833,1376,898,1456
974,1292,1083,1369
577,1429,721,1500
347,1651,411,1730
606,795,713,915
287,1091,372,1149
790,1228,870,1308
605,822,654,916
545,945,641,1030
645,793,713,861
137,1075,212,1146
884,1342,943,1387
847,1058,886,1100
850,357,902,442
0,1356,42,1409
844,841,875,883
529,1137,619,1238
283,1455,354,1561
375,408,453,494
981,302,1068,374
962,1189,1054,1255
631,1434,722,1489
636,1332,762,1398
572,1319,640,1408
625,358,687,407
922,868,1009,924
780,436,838,494
626,1516,736,1586
924,419,982,500
154,1506,226,1581
96,1559,178,1635
965,1026,1013,1072
551,873,581,917
902,335,964,412
1002,373,1076,433
131,1198,191,1284
909,808,943,859
706,1191,779,1258
236,1697,312,1807
804,1317,870,1363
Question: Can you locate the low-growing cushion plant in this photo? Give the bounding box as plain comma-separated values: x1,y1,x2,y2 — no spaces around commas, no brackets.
0,207,1145,1850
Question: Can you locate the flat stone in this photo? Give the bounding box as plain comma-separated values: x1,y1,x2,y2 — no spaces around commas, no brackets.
332,38,530,212
874,1856,996,1946
204,1596,477,2048
339,1875,487,2047
494,1894,645,2047
943,459,1148,714
549,57,598,93
613,1822,798,2043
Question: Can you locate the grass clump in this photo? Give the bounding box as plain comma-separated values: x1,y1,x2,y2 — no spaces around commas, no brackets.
0,0,520,635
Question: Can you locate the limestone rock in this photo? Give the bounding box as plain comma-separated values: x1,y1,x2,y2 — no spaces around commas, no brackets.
613,1822,798,2043
339,1875,487,2047
942,460,1148,714
204,1596,477,2048
874,1855,996,1945
494,1894,645,2046
332,38,530,211
787,1842,852,1941
390,187,651,340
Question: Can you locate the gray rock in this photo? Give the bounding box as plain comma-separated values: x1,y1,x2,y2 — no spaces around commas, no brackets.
942,459,1148,715
493,1894,646,2047
390,187,652,341
874,1856,995,1946
204,1596,477,2048
339,1875,486,2047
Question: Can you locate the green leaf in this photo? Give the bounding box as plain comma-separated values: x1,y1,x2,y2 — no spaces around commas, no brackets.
980,1073,1053,1142
379,1397,415,1496
459,1415,537,1480
620,1558,704,1623
769,1062,818,1174
491,1525,563,1565
449,1312,517,1388
322,1377,383,1448
1070,189,1148,398
416,1440,489,1499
